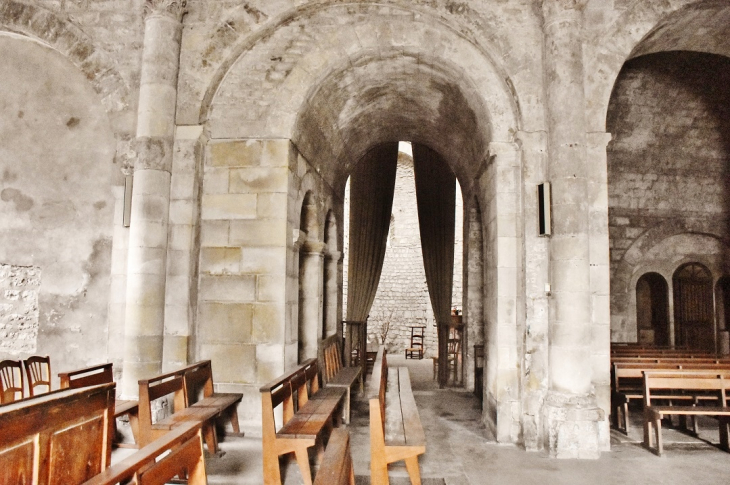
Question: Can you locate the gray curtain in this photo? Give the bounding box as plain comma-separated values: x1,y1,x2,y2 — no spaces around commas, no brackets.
413,143,456,388
345,143,399,322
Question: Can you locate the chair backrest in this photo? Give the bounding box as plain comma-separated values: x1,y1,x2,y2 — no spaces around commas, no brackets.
0,359,24,404
24,355,51,397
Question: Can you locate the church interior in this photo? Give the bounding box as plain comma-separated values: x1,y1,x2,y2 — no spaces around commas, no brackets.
2,0,730,483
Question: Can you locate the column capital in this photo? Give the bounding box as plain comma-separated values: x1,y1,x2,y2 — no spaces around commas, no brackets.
301,240,327,256
542,0,585,28
144,0,186,21
325,250,342,262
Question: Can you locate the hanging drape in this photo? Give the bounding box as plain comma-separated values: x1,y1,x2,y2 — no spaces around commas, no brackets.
413,143,456,388
346,143,399,323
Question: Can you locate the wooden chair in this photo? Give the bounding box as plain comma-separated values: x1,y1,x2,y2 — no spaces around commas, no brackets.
24,355,51,397
0,359,24,404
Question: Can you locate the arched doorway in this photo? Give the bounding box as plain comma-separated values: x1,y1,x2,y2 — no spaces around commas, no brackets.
673,263,714,352
635,273,669,346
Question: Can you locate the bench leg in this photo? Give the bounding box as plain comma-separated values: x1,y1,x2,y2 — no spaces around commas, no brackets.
203,422,219,455
128,411,140,445
343,389,351,425
404,455,422,485
294,446,313,485
228,406,241,434
622,403,630,434
720,416,730,451
643,415,653,450
655,417,663,456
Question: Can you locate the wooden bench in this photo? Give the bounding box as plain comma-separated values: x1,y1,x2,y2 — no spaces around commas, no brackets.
82,421,207,485
643,371,730,455
321,334,363,424
59,362,140,447
260,357,346,485
138,368,221,454
612,362,730,433
369,346,425,485
313,427,356,485
0,383,116,483
180,360,243,437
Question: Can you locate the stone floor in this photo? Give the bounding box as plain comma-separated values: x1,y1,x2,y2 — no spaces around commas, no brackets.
115,355,730,484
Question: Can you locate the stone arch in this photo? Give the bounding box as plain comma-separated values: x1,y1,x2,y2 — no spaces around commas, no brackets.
612,220,730,341
0,0,130,114
586,0,730,131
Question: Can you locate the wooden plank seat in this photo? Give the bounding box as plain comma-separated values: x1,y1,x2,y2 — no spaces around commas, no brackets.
138,369,221,455
260,357,346,485
59,362,140,447
369,346,425,485
0,383,116,484
313,427,356,485
612,362,730,433
82,421,207,485
643,371,730,455
321,334,363,424
180,360,243,437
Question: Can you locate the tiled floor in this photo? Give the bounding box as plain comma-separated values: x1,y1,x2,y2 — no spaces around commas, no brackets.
116,355,730,484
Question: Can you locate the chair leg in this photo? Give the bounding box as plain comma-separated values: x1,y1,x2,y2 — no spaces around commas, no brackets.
404,455,422,485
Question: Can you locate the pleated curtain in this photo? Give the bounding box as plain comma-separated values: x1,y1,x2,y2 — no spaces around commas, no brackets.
413,143,456,388
345,143,399,324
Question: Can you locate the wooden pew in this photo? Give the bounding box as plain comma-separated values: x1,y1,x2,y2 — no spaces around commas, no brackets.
313,427,356,485
260,358,346,485
321,334,363,424
58,362,140,446
0,383,116,484
82,421,207,485
612,362,730,433
180,360,243,437
369,346,425,485
138,368,221,454
643,371,730,455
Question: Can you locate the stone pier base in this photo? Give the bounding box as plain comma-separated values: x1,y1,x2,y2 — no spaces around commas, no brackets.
543,391,604,459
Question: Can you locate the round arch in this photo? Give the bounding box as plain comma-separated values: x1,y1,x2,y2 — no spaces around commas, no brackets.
0,0,130,114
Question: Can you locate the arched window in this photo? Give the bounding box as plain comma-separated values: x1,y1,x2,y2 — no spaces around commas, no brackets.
673,263,714,352
635,273,669,346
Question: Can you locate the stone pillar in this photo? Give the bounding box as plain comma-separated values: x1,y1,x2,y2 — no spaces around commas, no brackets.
122,0,185,398
298,241,325,362
542,0,603,458
464,200,484,393
324,250,341,338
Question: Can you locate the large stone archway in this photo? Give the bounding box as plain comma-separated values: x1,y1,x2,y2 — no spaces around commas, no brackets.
198,3,531,442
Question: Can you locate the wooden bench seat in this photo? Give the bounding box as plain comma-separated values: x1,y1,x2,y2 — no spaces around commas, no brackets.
181,360,243,437
611,362,730,433
643,371,730,455
313,427,356,485
59,362,140,447
321,334,363,424
261,358,346,485
82,421,207,485
138,369,221,454
0,383,116,483
369,346,425,485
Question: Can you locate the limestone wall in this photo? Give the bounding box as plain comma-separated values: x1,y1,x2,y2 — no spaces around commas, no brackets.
0,34,116,382
607,52,730,342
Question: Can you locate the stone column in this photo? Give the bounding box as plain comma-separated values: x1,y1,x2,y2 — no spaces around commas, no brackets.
323,250,341,338
298,241,325,362
122,0,185,398
542,0,603,458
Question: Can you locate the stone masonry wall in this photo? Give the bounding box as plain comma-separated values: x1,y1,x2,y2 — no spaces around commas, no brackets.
0,264,40,354
607,51,730,341
343,148,463,357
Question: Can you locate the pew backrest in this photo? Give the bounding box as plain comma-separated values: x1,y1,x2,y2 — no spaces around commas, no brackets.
0,383,116,484
59,362,114,390
643,371,730,407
